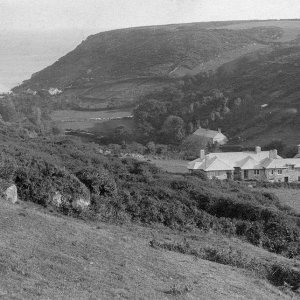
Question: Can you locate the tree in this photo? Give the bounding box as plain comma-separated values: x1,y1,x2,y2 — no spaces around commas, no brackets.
160,115,185,145
113,125,132,144
0,98,17,122
187,122,194,134
180,135,209,159
133,99,168,142
146,141,156,154
263,140,285,155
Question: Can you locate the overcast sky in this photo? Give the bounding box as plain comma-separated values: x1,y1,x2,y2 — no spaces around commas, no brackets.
1,0,300,32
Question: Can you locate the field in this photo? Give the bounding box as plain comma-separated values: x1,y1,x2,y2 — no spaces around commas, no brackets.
261,188,300,214
219,20,300,42
148,158,190,174
51,109,133,131
0,199,293,300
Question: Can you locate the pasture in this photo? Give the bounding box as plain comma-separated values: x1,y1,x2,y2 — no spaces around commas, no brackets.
219,20,300,42
51,109,133,131
148,159,189,174
265,188,300,214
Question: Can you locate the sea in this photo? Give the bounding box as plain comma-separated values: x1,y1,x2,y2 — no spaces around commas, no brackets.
0,29,99,92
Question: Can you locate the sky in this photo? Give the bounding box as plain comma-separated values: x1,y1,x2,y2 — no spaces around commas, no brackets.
1,0,300,92
1,0,300,32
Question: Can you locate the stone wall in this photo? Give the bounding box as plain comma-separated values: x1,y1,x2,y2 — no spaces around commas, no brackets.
265,168,300,183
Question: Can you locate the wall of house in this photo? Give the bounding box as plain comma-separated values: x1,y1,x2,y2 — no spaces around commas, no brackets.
242,169,267,181
265,168,300,183
206,170,228,180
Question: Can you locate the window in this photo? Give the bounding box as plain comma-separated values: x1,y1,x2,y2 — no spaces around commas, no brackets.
271,170,274,175
254,170,260,175
278,169,282,174
298,176,300,182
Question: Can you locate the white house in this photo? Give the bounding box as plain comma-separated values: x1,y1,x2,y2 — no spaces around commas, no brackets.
192,127,228,145
188,145,300,183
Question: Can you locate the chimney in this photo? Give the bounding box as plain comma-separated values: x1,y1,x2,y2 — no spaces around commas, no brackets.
269,149,278,159
298,144,300,155
200,149,205,160
218,128,221,133
255,146,261,154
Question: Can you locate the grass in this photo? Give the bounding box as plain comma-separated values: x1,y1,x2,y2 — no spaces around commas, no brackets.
219,20,300,42
147,158,190,173
150,237,300,293
50,109,133,131
261,188,300,214
0,199,293,299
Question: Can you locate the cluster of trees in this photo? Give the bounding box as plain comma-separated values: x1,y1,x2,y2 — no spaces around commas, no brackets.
132,83,260,147
0,93,64,138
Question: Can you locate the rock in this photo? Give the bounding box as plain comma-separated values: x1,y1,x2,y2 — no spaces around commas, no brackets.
3,184,18,204
51,191,63,207
72,197,90,211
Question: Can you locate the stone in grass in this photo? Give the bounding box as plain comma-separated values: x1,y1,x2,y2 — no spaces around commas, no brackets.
0,179,18,204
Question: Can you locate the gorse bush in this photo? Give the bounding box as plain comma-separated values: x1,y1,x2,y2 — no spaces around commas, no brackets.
14,158,90,210
0,153,17,181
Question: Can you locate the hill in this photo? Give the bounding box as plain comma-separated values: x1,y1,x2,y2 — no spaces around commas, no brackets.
0,123,300,298
0,198,295,299
13,20,287,109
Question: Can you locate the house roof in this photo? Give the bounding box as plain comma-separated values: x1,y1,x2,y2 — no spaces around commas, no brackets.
235,156,262,170
262,158,300,169
188,156,234,171
193,128,226,139
188,150,284,171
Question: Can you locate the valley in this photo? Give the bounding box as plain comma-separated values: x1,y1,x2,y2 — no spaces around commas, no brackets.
2,2,300,299
9,19,300,148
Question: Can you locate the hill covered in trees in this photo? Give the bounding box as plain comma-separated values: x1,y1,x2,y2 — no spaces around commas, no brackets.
12,19,300,146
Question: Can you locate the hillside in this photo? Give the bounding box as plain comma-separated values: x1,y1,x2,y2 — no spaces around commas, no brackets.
13,20,287,109
0,122,300,298
0,199,295,300
10,19,300,146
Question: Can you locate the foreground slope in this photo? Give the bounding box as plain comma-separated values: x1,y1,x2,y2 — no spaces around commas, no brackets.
0,199,292,300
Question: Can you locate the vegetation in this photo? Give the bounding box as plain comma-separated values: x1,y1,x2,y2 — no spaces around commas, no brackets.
150,238,300,289
0,125,299,260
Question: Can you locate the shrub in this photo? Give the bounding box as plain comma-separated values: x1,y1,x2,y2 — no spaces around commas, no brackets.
15,158,89,210
0,153,17,181
76,167,117,198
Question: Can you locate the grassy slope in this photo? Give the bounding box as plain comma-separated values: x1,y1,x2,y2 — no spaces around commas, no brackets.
260,188,300,214
0,199,292,300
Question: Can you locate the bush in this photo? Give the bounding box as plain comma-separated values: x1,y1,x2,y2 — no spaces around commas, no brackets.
0,153,17,181
15,158,89,210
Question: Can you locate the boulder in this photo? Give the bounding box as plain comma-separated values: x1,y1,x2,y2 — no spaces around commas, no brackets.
1,183,18,204
51,191,63,207
72,197,91,211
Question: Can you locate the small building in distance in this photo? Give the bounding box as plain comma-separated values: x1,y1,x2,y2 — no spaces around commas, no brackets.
192,127,228,145
188,145,300,183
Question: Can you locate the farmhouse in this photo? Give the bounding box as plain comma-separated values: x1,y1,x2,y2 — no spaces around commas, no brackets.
188,146,300,182
192,127,228,145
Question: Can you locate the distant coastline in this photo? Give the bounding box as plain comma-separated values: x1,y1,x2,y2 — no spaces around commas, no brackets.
0,29,97,92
